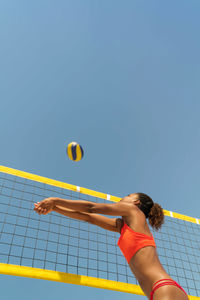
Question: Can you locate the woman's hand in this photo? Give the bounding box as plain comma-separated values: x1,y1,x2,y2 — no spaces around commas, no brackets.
34,197,56,215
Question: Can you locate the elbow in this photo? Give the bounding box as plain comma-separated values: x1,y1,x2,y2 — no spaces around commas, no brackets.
88,204,97,214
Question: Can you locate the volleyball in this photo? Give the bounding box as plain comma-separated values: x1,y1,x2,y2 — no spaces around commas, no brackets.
67,142,84,161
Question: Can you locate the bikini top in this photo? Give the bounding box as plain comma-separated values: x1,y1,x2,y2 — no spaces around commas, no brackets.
117,221,156,263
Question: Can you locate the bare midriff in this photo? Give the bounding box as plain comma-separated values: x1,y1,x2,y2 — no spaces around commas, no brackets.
119,211,188,299
129,246,172,298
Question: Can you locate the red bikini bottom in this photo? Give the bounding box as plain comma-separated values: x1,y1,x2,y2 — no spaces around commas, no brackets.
150,279,188,300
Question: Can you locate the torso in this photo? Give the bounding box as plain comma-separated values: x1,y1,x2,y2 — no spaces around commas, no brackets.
120,208,172,298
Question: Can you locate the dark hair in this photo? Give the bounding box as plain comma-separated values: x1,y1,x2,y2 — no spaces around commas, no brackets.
136,193,164,231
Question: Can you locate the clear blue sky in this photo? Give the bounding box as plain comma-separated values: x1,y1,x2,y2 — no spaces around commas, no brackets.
1,1,200,299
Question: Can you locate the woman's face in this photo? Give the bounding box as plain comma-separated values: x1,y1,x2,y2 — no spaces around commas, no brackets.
121,193,140,205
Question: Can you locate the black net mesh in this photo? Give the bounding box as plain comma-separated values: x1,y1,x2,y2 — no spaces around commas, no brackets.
0,172,200,297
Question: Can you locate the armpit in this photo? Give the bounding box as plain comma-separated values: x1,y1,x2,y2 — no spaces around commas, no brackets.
116,218,124,233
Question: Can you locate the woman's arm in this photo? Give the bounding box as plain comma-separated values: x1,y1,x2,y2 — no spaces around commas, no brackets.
35,197,132,217
52,206,122,233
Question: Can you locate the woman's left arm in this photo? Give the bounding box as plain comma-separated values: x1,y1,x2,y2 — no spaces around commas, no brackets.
54,206,122,232
34,203,122,233
34,197,132,216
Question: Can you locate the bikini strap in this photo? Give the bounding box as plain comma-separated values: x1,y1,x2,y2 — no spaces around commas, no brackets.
152,279,175,289
151,279,188,300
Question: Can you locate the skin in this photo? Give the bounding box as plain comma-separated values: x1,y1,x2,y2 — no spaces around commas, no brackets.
34,194,188,300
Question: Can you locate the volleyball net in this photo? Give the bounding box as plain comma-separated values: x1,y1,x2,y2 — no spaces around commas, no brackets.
0,166,200,300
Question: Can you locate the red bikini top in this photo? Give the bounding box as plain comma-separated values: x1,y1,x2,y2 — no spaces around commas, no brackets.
117,222,156,263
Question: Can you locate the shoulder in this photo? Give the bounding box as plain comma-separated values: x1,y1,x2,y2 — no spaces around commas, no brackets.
125,208,149,234
91,200,137,216
115,200,137,211
123,207,146,227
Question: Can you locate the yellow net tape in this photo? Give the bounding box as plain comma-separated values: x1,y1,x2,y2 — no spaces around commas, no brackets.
0,165,199,299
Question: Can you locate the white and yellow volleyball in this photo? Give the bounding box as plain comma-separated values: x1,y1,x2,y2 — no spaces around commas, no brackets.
67,142,84,162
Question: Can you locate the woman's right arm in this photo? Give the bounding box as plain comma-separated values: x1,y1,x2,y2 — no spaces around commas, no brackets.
53,206,122,233
35,197,132,216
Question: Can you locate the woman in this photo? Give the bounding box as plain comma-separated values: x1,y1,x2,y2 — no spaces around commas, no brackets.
34,193,188,300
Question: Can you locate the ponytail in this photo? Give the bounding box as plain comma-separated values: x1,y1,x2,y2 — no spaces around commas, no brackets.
136,193,164,231
148,203,164,231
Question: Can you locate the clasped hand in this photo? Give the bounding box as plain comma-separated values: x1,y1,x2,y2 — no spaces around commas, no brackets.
34,197,55,215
